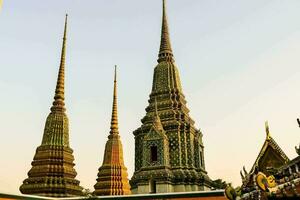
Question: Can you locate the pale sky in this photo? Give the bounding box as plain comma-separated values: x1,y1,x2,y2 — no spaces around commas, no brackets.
1,0,300,194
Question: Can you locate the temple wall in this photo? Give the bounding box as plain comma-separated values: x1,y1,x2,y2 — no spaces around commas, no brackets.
156,183,174,193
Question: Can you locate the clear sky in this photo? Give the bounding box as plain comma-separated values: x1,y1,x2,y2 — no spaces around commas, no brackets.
1,0,300,194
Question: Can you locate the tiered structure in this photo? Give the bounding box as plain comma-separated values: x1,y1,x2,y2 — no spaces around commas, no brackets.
19,15,83,197
130,0,212,194
94,66,131,196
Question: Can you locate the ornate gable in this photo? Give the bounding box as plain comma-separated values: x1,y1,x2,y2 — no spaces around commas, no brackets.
251,122,289,174
145,128,166,141
142,104,170,168
145,116,168,141
241,122,289,192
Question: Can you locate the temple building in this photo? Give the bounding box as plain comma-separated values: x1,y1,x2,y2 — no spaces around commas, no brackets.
130,0,212,194
239,122,290,195
93,66,131,196
224,122,300,200
19,15,83,197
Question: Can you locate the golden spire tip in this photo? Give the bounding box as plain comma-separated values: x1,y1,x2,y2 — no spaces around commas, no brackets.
109,65,119,135
114,65,117,82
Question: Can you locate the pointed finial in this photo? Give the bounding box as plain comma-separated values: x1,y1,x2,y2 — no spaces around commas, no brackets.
265,121,271,140
152,98,164,131
243,166,248,176
240,170,245,180
109,65,119,135
114,65,117,83
158,0,174,63
51,14,68,112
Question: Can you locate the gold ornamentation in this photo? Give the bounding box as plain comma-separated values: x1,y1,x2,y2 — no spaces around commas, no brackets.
256,172,276,191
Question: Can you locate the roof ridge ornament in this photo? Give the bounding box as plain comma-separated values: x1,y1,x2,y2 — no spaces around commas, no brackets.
265,121,271,140
296,118,300,155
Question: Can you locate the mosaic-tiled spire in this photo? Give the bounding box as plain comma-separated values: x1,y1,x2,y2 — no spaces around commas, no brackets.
20,15,83,197
152,0,183,93
51,14,67,113
131,0,212,193
158,0,173,63
94,66,131,196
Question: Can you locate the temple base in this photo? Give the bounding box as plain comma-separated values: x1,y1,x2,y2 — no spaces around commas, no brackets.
131,181,211,194
20,145,83,197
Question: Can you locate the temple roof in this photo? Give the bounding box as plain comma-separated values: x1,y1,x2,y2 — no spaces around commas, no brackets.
250,121,289,173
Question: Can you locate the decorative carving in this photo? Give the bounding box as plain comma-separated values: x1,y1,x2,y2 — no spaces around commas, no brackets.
142,102,170,168
224,184,241,200
255,172,276,191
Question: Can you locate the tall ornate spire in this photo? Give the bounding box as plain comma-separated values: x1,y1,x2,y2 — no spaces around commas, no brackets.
51,14,67,113
131,0,212,194
110,65,119,135
20,15,83,197
158,0,174,62
94,66,131,196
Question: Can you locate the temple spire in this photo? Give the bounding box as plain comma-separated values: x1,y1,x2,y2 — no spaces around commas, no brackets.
51,14,68,112
158,0,174,63
94,66,131,196
20,14,83,197
131,0,212,193
110,65,119,135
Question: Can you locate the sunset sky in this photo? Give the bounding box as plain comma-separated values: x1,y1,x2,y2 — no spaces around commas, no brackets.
1,0,300,194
